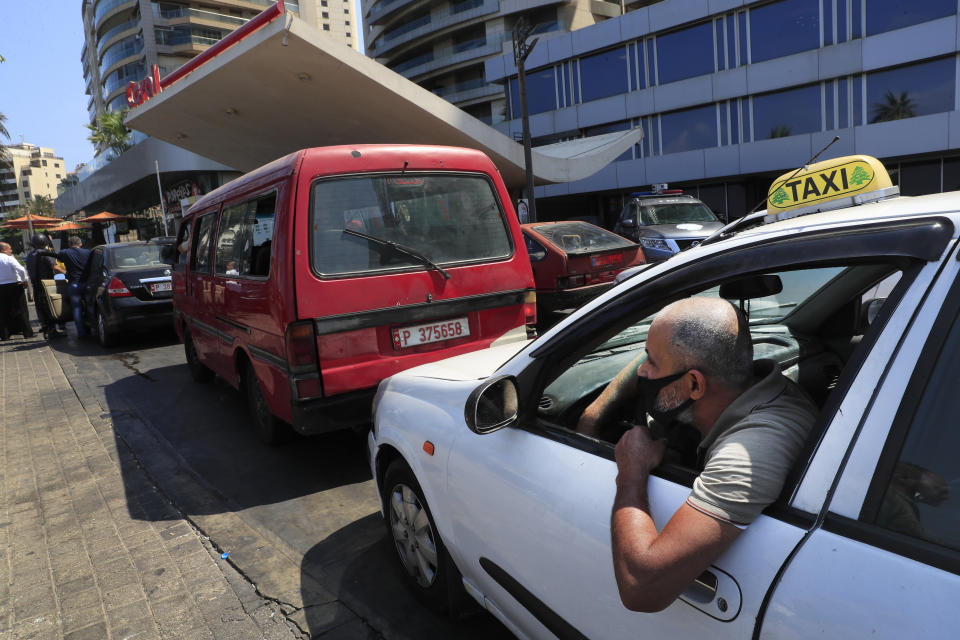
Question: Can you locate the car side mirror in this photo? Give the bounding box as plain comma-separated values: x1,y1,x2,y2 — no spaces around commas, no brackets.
465,375,519,434
621,218,636,228
864,297,886,326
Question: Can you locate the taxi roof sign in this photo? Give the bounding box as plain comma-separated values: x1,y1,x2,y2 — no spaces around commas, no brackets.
764,155,899,224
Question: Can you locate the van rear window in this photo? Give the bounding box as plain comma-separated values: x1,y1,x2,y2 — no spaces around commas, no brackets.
310,173,512,276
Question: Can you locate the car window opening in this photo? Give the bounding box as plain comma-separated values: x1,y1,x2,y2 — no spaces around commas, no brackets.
536,262,906,478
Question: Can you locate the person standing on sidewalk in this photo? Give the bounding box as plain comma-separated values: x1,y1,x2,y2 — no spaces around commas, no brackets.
44,236,91,338
0,241,33,340
26,234,66,339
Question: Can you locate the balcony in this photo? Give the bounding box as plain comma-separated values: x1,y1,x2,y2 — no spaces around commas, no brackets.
367,0,419,25
94,0,137,30
100,35,143,75
370,0,498,57
97,19,139,57
395,32,509,80
154,6,250,29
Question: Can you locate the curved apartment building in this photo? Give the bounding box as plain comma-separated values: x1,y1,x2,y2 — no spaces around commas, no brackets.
361,0,624,126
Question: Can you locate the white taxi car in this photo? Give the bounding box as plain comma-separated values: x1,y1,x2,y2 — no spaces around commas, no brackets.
368,155,960,639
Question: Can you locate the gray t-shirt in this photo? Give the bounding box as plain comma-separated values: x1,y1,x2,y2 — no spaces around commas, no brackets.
686,360,818,527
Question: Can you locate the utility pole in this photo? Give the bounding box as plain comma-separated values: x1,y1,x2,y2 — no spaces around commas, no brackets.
513,18,538,223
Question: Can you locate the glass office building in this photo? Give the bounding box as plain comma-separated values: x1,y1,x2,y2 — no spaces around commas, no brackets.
477,0,960,225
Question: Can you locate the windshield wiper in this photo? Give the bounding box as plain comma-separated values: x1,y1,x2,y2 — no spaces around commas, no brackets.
343,228,451,280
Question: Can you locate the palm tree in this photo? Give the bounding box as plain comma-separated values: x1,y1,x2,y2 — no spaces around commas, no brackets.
0,111,10,169
871,90,916,123
29,194,55,217
86,109,132,157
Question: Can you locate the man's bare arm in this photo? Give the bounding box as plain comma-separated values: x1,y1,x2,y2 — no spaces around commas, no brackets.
577,352,646,437
611,425,740,612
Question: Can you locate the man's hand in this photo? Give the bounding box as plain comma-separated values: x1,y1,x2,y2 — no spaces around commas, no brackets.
614,425,666,486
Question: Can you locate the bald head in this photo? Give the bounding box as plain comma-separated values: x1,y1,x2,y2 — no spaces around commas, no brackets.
0,242,10,254
654,298,753,391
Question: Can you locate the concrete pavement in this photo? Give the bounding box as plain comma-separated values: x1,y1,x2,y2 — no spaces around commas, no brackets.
0,331,305,639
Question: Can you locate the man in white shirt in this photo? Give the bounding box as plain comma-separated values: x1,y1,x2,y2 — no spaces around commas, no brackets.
0,242,34,339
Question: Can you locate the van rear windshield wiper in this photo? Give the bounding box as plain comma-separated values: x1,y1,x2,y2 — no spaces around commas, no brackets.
342,228,451,280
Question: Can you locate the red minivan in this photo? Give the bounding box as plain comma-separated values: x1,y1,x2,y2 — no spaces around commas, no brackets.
173,145,536,442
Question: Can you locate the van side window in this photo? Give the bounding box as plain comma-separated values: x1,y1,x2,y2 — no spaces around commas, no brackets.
174,218,192,267
192,213,216,273
214,193,276,278
216,203,246,276
247,193,275,277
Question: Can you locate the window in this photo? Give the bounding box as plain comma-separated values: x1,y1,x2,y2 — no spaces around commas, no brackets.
579,47,628,103
660,105,718,154
865,288,960,551
174,218,192,267
752,84,821,140
508,66,557,118
191,213,216,272
524,235,547,261
310,173,511,276
867,57,955,124
865,0,956,36
322,11,328,18
656,22,715,84
323,24,329,30
215,193,276,277
539,261,902,456
749,0,820,64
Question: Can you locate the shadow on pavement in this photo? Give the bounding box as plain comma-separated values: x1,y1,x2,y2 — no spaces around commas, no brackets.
300,514,512,639
99,362,373,520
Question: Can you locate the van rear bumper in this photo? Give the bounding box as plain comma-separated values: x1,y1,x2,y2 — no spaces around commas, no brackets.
290,387,374,434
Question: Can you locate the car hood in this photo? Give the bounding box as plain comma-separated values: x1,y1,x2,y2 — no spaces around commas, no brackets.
399,339,531,381
639,221,724,238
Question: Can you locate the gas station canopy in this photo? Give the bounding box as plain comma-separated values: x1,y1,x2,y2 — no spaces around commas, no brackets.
125,12,642,189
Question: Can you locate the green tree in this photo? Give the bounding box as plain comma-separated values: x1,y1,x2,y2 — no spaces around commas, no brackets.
0,111,10,169
871,90,916,123
29,194,55,216
86,109,132,157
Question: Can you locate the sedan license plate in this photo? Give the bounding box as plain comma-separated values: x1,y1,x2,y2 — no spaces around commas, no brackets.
392,317,469,349
150,281,172,294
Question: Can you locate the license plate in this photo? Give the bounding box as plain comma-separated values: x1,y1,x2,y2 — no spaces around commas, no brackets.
392,317,469,349
591,253,623,268
150,281,172,293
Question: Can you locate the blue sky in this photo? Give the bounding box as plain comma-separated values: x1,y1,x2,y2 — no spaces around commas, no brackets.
0,2,365,174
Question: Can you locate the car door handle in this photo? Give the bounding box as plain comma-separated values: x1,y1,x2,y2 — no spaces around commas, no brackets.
679,567,741,621
686,570,718,602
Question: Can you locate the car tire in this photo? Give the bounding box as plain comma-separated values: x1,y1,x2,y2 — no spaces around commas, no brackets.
245,362,288,445
184,330,214,383
382,459,465,614
95,307,114,347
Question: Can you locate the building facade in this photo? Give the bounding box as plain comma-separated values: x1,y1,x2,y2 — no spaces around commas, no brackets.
0,143,66,215
362,0,960,226
66,0,359,234
361,0,624,126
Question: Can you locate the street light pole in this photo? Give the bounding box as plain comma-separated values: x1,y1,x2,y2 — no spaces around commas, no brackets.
513,18,538,223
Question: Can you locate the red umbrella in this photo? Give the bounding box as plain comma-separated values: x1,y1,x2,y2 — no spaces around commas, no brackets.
49,221,92,232
79,211,128,222
1,214,62,229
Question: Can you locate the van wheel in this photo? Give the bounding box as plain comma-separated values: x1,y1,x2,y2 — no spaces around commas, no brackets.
382,459,466,614
96,308,114,347
184,331,214,383
245,363,288,445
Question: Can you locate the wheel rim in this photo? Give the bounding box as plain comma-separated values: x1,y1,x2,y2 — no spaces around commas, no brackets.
388,483,438,588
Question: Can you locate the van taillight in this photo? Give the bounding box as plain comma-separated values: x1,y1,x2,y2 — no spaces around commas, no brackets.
107,277,132,297
523,290,537,328
285,321,318,372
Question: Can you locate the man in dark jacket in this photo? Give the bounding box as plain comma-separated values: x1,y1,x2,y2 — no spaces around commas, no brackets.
26,234,65,339
42,236,91,338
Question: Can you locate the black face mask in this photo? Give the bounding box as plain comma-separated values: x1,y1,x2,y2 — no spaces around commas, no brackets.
637,369,694,426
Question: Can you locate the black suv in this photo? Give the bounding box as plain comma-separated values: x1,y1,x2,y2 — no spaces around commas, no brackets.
613,191,723,261
82,239,175,346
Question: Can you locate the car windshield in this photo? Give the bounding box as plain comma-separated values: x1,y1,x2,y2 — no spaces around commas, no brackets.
530,222,634,254
638,202,718,225
310,173,512,276
109,244,171,268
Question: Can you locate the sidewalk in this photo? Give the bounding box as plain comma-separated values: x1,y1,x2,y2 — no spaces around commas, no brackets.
0,332,305,639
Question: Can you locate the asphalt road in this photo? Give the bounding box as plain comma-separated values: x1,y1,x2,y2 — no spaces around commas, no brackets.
48,328,512,639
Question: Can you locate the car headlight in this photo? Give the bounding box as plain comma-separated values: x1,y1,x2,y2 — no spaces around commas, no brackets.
639,238,671,251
